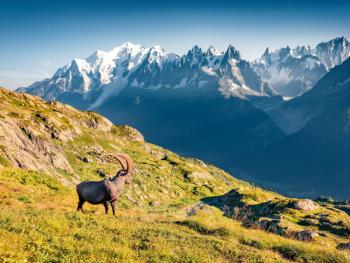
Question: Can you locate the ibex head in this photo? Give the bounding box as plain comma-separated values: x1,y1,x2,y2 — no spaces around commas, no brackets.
102,153,133,184
114,153,133,184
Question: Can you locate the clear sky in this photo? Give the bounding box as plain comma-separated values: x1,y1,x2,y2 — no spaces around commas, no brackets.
1,0,350,89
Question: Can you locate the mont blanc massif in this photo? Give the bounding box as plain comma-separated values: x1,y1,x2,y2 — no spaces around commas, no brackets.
18,36,350,199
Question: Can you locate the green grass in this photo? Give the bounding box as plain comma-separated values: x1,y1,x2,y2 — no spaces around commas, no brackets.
0,155,10,167
0,168,349,262
0,88,350,262
175,220,231,237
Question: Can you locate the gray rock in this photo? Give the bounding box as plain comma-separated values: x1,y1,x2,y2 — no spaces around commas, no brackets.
336,242,350,250
149,201,161,207
295,230,318,242
80,156,93,163
257,218,286,236
186,202,207,217
96,169,107,178
291,199,318,211
0,118,73,174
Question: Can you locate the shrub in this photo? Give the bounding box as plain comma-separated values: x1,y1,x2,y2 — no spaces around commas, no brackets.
273,245,303,261
17,195,32,203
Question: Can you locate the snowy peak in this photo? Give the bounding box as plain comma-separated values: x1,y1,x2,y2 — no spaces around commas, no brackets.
222,44,241,62
270,46,291,63
292,45,312,58
86,41,163,69
259,46,294,66
183,45,206,67
109,41,145,57
315,36,350,69
262,47,270,59
190,45,202,54
253,36,350,97
206,45,222,57
53,58,89,78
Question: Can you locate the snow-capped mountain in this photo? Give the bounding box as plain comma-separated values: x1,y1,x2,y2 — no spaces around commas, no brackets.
252,37,350,97
19,42,271,110
315,36,350,70
18,37,350,106
20,42,175,107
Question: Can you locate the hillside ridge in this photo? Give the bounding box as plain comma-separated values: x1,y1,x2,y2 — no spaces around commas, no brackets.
1,87,350,262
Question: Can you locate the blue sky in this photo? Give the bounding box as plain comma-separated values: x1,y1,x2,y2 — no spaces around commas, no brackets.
1,0,350,89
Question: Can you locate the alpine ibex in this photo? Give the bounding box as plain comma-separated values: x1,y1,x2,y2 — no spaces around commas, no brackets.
76,153,132,215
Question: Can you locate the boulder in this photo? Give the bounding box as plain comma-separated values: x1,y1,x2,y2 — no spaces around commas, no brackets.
336,242,350,250
80,156,93,163
186,202,207,217
85,112,113,132
295,230,318,242
113,125,144,142
149,201,161,207
96,169,107,178
257,218,286,235
291,199,318,211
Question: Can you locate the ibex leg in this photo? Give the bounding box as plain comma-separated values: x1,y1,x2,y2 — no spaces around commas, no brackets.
77,201,85,213
111,201,116,216
103,202,109,214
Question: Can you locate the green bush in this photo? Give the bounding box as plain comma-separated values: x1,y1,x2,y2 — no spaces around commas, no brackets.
273,245,303,261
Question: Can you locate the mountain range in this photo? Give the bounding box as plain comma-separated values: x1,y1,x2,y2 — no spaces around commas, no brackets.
253,36,350,97
18,37,350,104
18,42,276,111
17,36,350,199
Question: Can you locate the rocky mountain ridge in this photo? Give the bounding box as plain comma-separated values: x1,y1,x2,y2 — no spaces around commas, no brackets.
18,37,350,106
18,42,271,111
252,36,350,97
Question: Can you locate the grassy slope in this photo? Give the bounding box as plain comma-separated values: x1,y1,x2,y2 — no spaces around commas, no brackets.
0,88,349,262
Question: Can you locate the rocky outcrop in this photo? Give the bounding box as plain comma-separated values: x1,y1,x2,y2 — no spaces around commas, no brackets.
336,243,350,250
202,188,350,243
0,118,72,174
0,88,118,183
291,199,318,211
84,112,113,132
255,218,320,242
112,125,144,142
79,156,93,163
294,230,319,242
185,202,208,217
257,218,287,236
